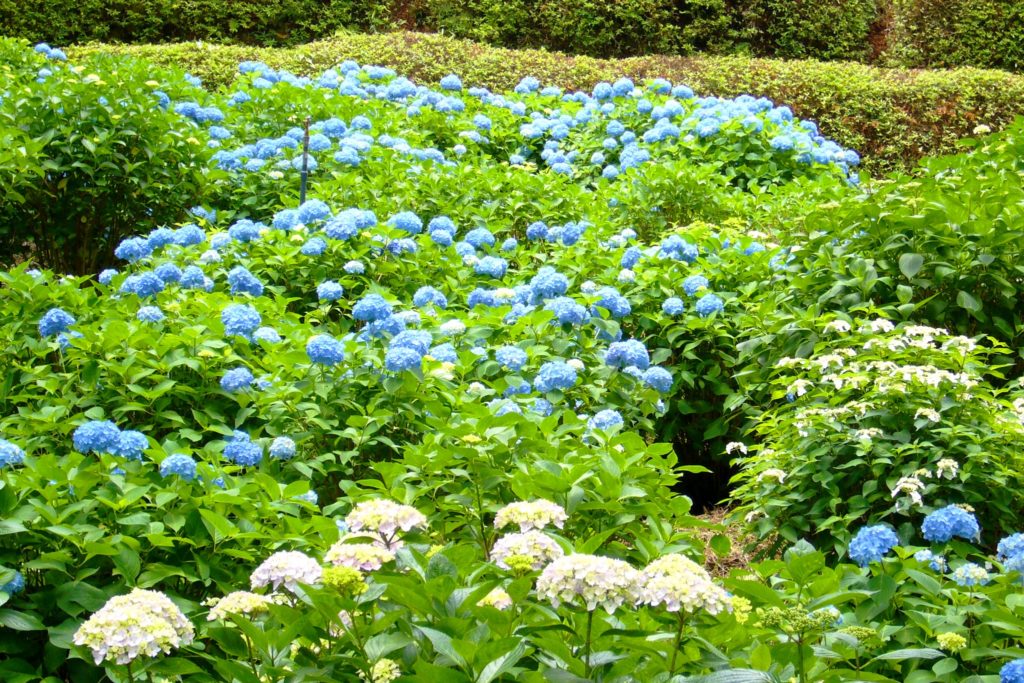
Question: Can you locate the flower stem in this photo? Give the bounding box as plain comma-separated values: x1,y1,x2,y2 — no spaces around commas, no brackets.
669,611,686,675
125,661,135,683
245,634,260,680
583,610,595,679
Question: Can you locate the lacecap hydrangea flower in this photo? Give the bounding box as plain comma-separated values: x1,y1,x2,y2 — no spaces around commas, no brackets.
72,588,194,665
250,551,323,592
848,525,900,567
952,562,990,587
490,530,565,571
537,554,640,613
638,554,732,615
921,505,980,543
494,500,567,532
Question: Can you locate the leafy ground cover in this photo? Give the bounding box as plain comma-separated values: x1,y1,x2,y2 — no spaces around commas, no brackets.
2,38,1024,683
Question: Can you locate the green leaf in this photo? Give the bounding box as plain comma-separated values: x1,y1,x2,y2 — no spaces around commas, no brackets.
0,609,45,631
956,290,981,312
899,253,924,278
476,641,526,683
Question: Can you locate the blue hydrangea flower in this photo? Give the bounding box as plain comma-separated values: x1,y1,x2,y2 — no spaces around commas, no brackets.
111,430,148,461
530,267,569,302
534,361,578,393
298,199,331,224
344,260,365,274
224,431,263,467
301,237,327,255
922,505,980,542
428,343,458,363
475,256,508,279
532,398,554,416
154,263,182,284
620,246,642,269
589,409,624,431
1,571,25,595
306,334,345,366
662,297,685,316
913,549,946,572
695,293,724,317
385,346,423,372
593,287,631,318
114,236,152,262
501,238,518,252
137,306,164,323
0,439,26,468
1001,660,1024,683
352,294,393,322
848,525,900,567
98,269,118,285
222,304,261,338
388,211,423,234
606,340,650,370
180,266,207,290
247,433,288,466
440,74,462,91
682,275,710,296
160,453,197,480
73,420,121,454
220,367,254,393
120,272,165,298
317,280,345,302
998,533,1024,563
413,286,448,309
951,562,991,587
643,367,674,393
544,297,588,325
495,346,528,372
39,308,75,337
228,266,264,296
465,227,496,249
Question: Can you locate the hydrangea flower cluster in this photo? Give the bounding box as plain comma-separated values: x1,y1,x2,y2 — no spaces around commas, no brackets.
206,591,273,621
494,500,567,532
324,536,396,571
848,525,900,567
345,499,427,549
0,438,26,468
250,551,323,592
921,505,980,542
536,554,641,613
72,589,194,665
490,530,565,571
637,554,732,615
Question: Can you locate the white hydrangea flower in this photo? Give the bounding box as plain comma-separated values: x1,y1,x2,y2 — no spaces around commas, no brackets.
725,442,747,455
936,458,960,479
822,319,851,334
345,499,427,548
915,408,941,423
537,554,640,613
250,551,322,592
477,587,513,610
566,358,585,371
490,530,564,570
891,475,925,506
73,589,194,665
440,319,466,336
199,249,222,264
637,554,731,615
617,269,635,283
207,591,273,621
494,500,568,532
324,537,396,571
757,468,786,484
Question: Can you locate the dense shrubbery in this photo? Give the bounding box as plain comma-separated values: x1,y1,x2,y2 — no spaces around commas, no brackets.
4,0,1022,71
4,40,1024,682
69,33,1024,175
0,43,210,273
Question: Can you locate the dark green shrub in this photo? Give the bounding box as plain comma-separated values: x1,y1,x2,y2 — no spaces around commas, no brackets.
0,40,211,273
744,0,878,61
884,0,1024,71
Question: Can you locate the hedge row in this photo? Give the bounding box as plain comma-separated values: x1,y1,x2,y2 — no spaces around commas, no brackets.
4,0,1023,71
69,32,1024,174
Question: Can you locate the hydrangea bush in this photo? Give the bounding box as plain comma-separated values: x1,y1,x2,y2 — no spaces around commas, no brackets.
2,41,1024,682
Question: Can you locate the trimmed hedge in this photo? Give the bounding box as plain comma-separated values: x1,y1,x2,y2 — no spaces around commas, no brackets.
0,0,879,62
69,31,1024,173
884,0,1024,72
